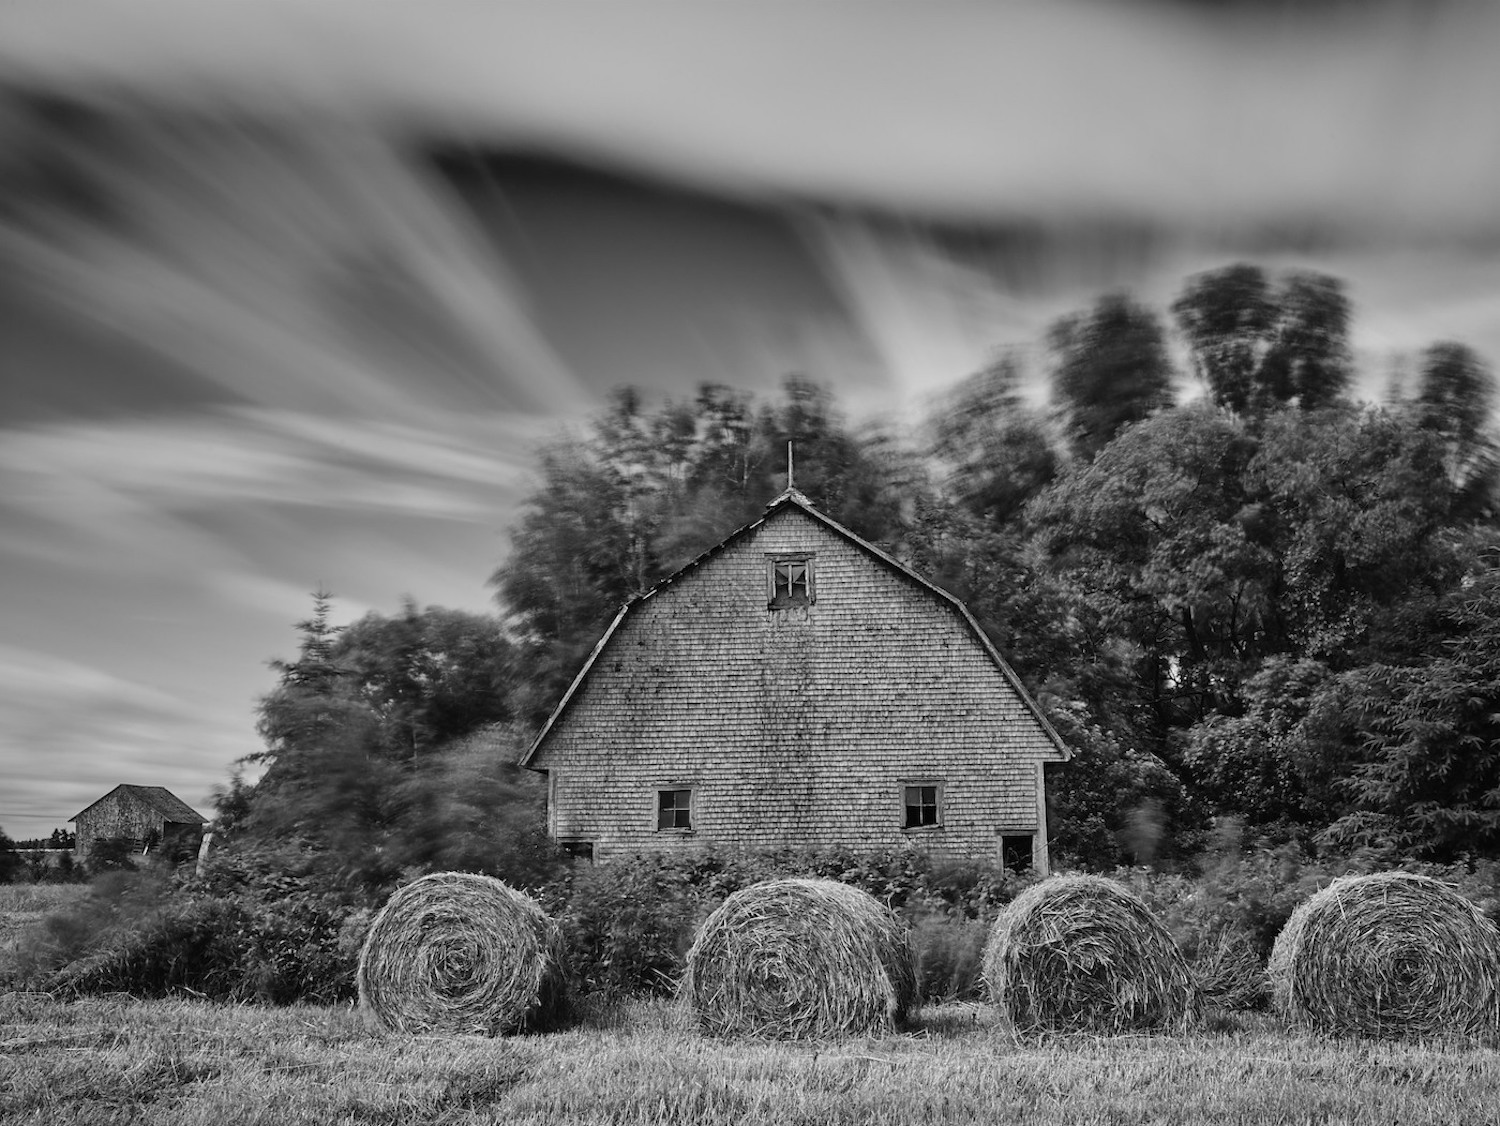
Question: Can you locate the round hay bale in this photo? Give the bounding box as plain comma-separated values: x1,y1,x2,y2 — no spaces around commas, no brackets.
680,877,918,1039
357,872,566,1035
1268,872,1500,1040
983,874,1198,1034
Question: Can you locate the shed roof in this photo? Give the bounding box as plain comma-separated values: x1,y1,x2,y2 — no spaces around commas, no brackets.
521,488,1069,768
70,784,207,825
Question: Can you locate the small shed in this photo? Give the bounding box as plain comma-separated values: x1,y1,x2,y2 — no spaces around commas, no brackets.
70,785,207,861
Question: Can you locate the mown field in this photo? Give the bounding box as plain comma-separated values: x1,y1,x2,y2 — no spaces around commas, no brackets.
4,993,1500,1125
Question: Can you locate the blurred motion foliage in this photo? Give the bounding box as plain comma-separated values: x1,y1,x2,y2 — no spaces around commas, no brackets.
492,376,931,720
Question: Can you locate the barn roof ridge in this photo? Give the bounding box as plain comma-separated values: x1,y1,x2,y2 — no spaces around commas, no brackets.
520,491,1069,768
70,784,207,825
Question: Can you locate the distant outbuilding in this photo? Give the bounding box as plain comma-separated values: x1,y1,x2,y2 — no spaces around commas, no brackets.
70,784,207,862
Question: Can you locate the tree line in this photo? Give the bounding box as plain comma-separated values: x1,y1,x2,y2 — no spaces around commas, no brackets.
226,260,1499,883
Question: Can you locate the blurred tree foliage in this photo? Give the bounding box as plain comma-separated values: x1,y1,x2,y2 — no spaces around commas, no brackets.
235,592,552,894
1048,293,1176,462
1172,264,1352,416
491,375,930,721
0,828,19,884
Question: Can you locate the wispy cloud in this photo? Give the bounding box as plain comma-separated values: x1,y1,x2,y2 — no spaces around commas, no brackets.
0,407,540,541
0,107,585,420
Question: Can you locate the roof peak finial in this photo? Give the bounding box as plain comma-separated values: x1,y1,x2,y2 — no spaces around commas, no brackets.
768,440,813,509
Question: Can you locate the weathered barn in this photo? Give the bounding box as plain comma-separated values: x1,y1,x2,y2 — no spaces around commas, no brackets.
522,488,1070,871
70,785,207,862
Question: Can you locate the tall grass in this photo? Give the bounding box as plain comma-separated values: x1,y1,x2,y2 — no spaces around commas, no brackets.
0,883,89,916
0,883,89,984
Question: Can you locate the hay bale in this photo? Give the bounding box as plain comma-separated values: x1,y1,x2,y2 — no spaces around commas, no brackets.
1268,872,1500,1040
983,874,1198,1034
680,877,918,1039
357,872,566,1035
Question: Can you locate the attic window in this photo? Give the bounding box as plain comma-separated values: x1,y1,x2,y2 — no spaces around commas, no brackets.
768,554,814,608
657,788,693,831
902,783,943,829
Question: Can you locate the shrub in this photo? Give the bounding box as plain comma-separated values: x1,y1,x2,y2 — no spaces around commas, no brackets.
560,854,699,998
14,843,366,1003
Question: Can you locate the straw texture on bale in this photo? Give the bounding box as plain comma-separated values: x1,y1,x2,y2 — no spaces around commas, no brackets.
357,872,566,1036
983,874,1198,1034
680,878,918,1039
1269,872,1500,1040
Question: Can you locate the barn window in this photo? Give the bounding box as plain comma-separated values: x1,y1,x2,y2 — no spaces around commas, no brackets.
657,788,693,831
902,783,943,829
768,554,814,608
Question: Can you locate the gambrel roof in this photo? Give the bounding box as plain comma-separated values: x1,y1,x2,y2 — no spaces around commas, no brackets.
70,784,206,824
522,488,1068,768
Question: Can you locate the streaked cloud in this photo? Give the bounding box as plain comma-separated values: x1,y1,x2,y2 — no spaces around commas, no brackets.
0,107,585,420
0,407,541,544
2,3,1498,236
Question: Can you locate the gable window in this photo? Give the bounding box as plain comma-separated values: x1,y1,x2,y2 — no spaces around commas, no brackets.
903,782,943,829
657,788,693,831
768,554,814,609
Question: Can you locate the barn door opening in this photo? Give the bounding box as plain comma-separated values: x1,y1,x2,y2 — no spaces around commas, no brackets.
1000,833,1034,873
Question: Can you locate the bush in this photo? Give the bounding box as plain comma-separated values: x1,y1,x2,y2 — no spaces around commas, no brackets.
559,854,699,998
0,832,19,884
13,842,367,1003
85,837,140,874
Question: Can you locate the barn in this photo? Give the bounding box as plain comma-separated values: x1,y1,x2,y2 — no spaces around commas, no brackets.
70,784,207,862
521,487,1070,871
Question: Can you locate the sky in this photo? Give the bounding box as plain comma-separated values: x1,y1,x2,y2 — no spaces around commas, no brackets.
1,1,1499,843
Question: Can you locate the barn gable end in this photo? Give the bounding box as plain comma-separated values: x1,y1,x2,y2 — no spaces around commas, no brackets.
525,491,1068,868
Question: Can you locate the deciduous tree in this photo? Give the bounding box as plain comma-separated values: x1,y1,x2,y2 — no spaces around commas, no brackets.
1048,293,1175,462
1172,264,1351,416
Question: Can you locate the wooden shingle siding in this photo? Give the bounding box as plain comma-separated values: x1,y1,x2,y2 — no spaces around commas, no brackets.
531,498,1067,868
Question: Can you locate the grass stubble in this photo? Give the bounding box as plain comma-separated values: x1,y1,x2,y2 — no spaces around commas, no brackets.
4,993,1500,1125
